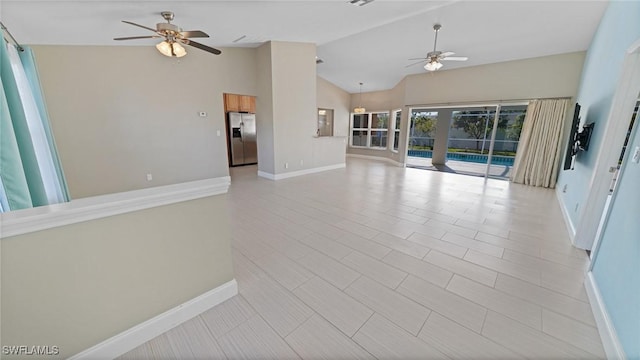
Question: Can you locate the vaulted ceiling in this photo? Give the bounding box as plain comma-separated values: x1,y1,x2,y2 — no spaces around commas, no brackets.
1,1,608,93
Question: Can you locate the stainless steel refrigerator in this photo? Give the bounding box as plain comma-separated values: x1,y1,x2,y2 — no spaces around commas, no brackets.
227,112,257,166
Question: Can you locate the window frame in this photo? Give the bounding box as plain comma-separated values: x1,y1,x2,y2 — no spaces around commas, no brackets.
391,109,402,152
350,111,390,149
317,108,334,137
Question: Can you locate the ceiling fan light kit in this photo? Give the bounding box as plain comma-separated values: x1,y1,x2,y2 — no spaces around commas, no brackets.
114,11,222,58
156,40,186,57
406,23,468,72
424,61,443,71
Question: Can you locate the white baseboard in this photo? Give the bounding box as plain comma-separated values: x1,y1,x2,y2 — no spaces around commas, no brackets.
257,170,276,180
69,279,238,360
258,163,346,181
585,272,626,360
347,153,404,167
555,186,577,244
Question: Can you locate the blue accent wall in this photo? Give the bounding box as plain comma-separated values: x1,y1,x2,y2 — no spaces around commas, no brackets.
559,1,640,358
556,1,640,228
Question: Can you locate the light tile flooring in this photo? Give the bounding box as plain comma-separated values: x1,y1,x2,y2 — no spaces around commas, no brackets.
120,158,604,359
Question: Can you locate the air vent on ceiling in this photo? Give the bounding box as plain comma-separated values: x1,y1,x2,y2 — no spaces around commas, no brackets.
349,0,375,6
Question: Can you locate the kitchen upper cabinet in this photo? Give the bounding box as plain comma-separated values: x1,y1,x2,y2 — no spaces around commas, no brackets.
240,95,256,113
224,93,255,113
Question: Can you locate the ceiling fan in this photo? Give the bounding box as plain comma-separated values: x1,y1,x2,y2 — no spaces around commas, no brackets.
114,11,221,57
407,24,468,71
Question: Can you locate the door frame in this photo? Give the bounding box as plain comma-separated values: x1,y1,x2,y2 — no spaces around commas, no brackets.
574,38,640,250
587,39,640,259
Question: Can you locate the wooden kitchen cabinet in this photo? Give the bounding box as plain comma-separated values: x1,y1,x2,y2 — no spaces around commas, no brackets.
240,95,256,113
224,93,255,113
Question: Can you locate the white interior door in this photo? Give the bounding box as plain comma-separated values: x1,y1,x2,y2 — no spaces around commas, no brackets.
582,39,640,252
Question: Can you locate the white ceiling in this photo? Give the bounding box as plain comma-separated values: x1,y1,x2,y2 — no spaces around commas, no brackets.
1,0,609,93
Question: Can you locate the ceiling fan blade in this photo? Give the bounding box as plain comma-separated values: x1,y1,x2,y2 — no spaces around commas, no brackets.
407,57,428,61
440,51,455,58
181,39,222,55
114,35,161,41
405,59,428,68
181,30,209,38
442,56,468,61
122,20,158,33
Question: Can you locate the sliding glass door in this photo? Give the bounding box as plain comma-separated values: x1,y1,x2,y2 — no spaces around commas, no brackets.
405,103,527,179
445,104,527,179
406,110,438,168
487,105,527,179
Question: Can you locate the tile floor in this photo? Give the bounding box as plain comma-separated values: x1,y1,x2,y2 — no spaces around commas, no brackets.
120,158,605,359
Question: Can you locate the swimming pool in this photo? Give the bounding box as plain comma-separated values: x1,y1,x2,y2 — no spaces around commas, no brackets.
407,150,515,166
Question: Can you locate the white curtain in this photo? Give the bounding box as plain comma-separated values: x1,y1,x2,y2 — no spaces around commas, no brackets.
510,98,570,188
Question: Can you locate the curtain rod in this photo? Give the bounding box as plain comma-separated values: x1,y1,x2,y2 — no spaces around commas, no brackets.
0,22,24,52
406,96,572,108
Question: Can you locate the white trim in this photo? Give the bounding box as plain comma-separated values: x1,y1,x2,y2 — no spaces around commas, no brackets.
257,170,277,180
258,164,346,181
590,194,612,261
585,272,626,360
556,186,577,244
347,153,404,167
1,177,231,239
70,279,238,360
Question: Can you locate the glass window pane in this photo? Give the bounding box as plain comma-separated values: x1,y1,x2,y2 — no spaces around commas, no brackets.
395,111,402,130
352,130,368,146
450,109,496,154
500,105,527,154
409,111,437,150
353,114,368,129
393,131,400,151
371,131,387,148
371,113,389,129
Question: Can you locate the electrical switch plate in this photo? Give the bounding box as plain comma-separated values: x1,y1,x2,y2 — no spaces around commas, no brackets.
216,130,221,136
146,173,153,181
632,146,640,164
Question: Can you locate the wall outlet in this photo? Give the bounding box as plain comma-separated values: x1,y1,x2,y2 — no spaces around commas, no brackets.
300,160,304,166
284,162,289,169
216,130,221,137
146,173,153,181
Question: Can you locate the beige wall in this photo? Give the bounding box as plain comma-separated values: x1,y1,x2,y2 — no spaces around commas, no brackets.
33,45,258,198
404,52,585,105
256,43,276,175
257,41,343,176
316,76,351,137
1,195,234,358
271,41,317,174
347,52,585,161
350,89,393,114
